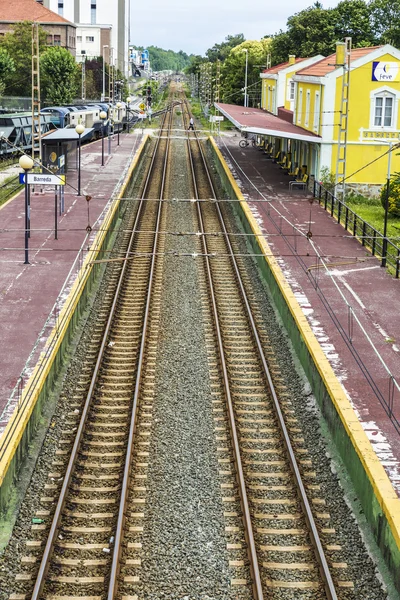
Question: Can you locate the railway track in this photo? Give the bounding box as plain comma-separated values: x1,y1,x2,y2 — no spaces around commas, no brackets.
11,100,174,600
180,98,347,598
7,88,363,599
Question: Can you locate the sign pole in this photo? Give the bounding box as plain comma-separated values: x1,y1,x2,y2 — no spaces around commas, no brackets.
24,173,30,264
54,186,58,240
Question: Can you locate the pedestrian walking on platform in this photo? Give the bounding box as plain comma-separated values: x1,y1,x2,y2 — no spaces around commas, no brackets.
188,117,194,131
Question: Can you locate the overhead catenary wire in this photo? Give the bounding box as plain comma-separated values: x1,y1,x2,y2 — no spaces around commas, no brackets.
218,135,400,411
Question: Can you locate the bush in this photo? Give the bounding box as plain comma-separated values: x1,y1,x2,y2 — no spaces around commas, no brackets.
319,166,336,192
380,173,400,217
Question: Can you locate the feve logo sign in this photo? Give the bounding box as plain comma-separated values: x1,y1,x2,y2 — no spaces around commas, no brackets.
372,61,400,82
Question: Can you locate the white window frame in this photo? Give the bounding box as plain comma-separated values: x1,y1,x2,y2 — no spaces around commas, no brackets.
86,36,95,43
314,91,320,133
305,90,311,127
369,86,400,130
289,81,295,101
297,88,303,124
286,79,295,102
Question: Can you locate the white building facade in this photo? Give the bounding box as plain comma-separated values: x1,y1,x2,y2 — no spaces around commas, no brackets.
43,0,129,75
75,24,111,63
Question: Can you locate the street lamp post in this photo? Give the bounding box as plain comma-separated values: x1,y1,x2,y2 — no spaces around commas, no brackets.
102,45,109,102
75,123,85,196
242,49,248,108
126,96,131,133
100,110,107,166
116,102,121,146
19,154,34,264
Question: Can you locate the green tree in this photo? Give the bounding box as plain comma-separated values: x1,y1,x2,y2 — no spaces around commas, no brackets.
185,54,207,76
221,39,271,106
335,0,377,46
0,48,15,95
0,21,46,96
206,34,245,62
269,1,378,66
41,46,79,104
132,46,192,72
281,3,337,58
380,174,400,217
369,0,400,46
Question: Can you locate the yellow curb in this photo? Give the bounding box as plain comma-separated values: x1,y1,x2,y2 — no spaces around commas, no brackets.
210,135,400,550
0,135,149,486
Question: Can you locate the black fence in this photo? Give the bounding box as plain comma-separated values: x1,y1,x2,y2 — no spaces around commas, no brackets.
313,180,400,278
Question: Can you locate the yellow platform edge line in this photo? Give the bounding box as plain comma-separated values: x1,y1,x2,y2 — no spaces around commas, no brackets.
209,136,400,549
0,135,149,486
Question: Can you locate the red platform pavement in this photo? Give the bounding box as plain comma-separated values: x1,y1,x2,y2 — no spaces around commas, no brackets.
0,131,144,433
218,133,400,497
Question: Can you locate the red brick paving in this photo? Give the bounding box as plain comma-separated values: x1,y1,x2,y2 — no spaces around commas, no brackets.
0,132,143,431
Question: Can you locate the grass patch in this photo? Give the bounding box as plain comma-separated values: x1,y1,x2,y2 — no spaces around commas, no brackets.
345,197,400,245
0,158,18,172
0,175,22,207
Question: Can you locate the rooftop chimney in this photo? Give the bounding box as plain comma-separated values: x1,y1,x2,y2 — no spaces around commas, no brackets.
288,55,296,65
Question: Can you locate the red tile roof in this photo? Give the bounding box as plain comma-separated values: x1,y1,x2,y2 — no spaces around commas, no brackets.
262,58,308,75
215,103,320,140
0,0,73,24
296,46,382,77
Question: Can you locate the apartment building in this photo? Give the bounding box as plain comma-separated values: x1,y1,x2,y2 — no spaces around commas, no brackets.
43,0,129,74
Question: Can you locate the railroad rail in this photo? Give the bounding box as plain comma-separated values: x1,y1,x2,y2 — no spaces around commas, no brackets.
180,96,340,598
7,88,355,599
25,100,174,599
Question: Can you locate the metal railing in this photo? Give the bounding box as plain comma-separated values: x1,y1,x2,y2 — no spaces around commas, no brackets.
313,180,400,278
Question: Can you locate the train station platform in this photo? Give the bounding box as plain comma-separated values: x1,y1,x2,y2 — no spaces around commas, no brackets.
0,131,144,435
216,132,400,498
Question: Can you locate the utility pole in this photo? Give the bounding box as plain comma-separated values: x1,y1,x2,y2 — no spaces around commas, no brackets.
335,37,352,198
108,47,114,106
81,57,86,101
31,23,41,167
215,60,221,104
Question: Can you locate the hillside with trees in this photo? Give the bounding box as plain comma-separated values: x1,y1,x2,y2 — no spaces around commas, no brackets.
132,45,192,72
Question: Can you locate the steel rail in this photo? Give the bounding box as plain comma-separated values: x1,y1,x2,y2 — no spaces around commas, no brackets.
30,103,173,600
183,97,338,600
107,101,175,598
183,99,264,600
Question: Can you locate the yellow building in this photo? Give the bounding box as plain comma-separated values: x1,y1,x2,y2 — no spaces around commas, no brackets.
293,44,400,194
254,45,400,194
260,54,324,115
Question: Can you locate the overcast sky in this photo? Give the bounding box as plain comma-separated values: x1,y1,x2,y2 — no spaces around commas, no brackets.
131,0,337,55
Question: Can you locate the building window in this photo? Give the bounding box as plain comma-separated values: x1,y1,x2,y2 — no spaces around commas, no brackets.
287,80,295,102
297,88,303,124
305,90,311,127
91,0,96,24
58,1,63,16
86,36,95,42
314,92,320,132
369,87,400,130
374,95,393,127
77,35,82,43
54,35,61,46
46,34,53,45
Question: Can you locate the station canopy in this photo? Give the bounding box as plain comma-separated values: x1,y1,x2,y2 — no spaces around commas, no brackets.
42,128,94,143
214,103,321,144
